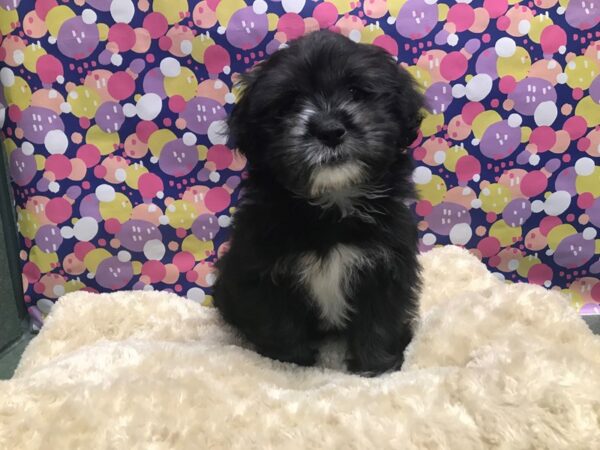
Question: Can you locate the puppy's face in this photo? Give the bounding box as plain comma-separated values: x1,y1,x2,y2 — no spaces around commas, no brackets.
228,31,424,198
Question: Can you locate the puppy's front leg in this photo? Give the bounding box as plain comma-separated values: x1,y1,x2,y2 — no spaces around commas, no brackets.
251,290,319,367
214,273,318,367
345,261,419,376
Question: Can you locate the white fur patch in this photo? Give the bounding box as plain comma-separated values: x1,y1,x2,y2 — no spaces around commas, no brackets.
298,244,369,328
291,107,316,137
310,163,364,197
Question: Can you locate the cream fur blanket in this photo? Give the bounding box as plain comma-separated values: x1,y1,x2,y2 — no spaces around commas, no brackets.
1,246,600,449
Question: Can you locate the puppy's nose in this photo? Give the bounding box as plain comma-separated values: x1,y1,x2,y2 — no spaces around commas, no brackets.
309,118,347,147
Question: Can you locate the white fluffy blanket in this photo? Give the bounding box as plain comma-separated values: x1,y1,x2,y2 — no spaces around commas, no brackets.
2,246,600,449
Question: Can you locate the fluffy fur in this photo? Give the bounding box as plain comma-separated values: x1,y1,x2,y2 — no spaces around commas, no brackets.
213,31,425,375
3,246,600,449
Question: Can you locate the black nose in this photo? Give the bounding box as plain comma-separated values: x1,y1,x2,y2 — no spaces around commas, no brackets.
309,117,347,147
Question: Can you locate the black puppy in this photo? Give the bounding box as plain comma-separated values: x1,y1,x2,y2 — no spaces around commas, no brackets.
213,30,425,376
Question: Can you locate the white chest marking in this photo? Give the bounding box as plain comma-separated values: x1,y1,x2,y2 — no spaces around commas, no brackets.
298,244,369,328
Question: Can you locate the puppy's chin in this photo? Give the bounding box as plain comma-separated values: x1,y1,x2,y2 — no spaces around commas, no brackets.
308,161,364,198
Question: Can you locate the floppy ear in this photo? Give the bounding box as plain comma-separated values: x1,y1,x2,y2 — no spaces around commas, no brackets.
226,63,264,158
392,65,425,150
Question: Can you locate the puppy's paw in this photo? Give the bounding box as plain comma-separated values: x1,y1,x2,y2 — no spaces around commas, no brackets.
346,353,404,377
258,345,318,367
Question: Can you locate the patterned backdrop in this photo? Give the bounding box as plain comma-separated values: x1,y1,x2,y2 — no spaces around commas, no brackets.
1,0,599,327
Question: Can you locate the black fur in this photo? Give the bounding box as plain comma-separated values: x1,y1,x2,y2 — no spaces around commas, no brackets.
213,31,425,376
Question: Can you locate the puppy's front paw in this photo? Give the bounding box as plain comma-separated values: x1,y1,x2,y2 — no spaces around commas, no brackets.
258,345,318,367
346,353,404,377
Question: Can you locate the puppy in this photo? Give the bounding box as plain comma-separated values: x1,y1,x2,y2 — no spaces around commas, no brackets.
213,30,425,376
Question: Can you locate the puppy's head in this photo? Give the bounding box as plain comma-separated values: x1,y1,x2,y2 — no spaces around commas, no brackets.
228,31,424,198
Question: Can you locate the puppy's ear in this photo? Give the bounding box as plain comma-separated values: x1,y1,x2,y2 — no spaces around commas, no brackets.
227,63,264,158
391,65,425,150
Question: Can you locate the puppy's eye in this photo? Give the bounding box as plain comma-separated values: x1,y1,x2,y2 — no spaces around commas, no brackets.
348,86,365,100
283,91,300,106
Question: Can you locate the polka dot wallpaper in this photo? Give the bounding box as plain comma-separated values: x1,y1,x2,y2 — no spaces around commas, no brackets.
0,0,599,327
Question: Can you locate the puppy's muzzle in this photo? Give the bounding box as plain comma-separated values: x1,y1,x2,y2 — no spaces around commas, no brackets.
308,115,347,147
